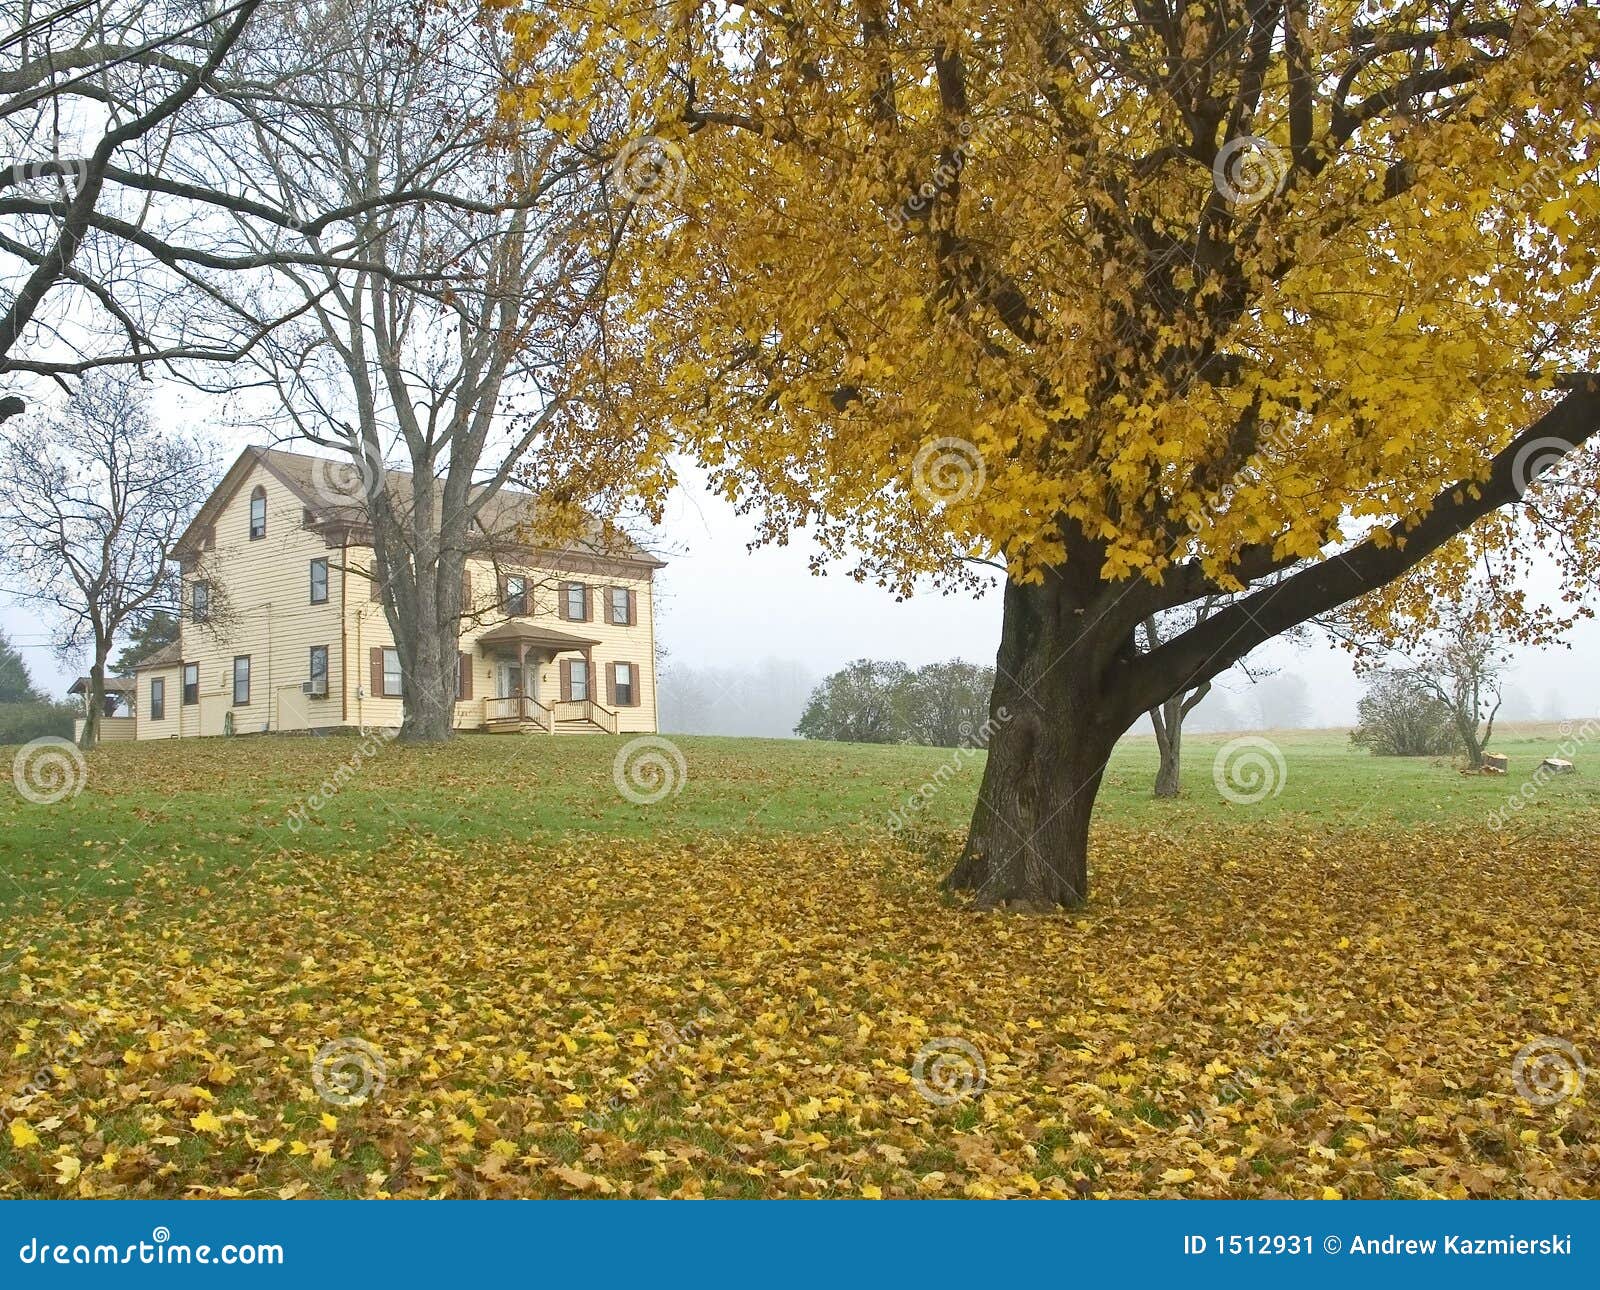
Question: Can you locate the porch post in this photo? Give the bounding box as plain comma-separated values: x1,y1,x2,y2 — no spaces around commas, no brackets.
517,642,528,720
584,650,595,706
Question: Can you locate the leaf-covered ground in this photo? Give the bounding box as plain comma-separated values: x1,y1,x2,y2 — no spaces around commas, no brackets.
3,817,1596,1198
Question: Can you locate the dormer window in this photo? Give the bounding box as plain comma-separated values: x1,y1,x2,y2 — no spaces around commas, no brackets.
249,486,266,540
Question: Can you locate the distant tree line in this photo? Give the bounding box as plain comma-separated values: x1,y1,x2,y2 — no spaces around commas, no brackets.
795,660,995,748
0,632,76,745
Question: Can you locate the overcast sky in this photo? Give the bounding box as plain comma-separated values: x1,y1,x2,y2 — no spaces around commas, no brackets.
6,389,1598,732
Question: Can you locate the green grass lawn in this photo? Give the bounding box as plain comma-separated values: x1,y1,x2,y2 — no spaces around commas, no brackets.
2,723,1596,1199
3,721,1594,922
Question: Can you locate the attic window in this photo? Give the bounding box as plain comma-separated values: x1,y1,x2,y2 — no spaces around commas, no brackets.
249,486,266,540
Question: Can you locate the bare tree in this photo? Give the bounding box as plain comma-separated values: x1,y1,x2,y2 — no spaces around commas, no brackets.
1140,598,1224,798
0,0,268,418
1412,617,1505,769
0,371,215,746
183,0,645,741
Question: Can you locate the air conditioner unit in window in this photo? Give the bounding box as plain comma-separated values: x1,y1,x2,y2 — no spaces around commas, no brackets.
302,680,328,698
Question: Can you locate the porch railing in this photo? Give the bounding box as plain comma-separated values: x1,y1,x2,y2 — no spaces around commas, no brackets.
484,695,553,732
552,699,618,733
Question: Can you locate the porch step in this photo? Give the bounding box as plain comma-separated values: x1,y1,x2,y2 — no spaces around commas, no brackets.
555,719,608,734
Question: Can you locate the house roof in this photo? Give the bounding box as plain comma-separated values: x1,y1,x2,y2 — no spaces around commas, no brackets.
474,622,601,652
173,446,666,571
130,641,183,672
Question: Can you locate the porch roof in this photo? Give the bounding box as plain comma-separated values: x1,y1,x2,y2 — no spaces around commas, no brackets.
474,622,600,652
67,675,137,696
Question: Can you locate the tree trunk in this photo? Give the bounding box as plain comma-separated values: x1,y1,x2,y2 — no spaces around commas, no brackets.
401,621,455,743
78,655,106,751
1153,721,1182,798
372,473,466,746
945,576,1127,909
1150,694,1182,798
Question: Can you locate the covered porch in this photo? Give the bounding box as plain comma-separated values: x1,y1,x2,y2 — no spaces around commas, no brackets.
68,675,139,742
471,622,617,735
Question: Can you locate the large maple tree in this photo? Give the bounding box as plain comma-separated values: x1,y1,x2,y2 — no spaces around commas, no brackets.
508,0,1600,906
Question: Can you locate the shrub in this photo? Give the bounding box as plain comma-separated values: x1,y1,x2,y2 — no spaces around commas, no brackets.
0,701,78,746
1349,670,1460,757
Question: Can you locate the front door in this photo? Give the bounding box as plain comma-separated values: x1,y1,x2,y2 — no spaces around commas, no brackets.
496,661,523,699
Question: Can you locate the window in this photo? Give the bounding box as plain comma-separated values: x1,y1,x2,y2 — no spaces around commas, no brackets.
613,661,635,707
505,574,528,617
232,656,251,706
191,581,210,623
149,677,165,721
609,586,633,626
249,486,266,540
569,658,588,702
309,558,329,604
562,582,587,621
309,646,329,699
382,648,402,697
182,663,199,706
